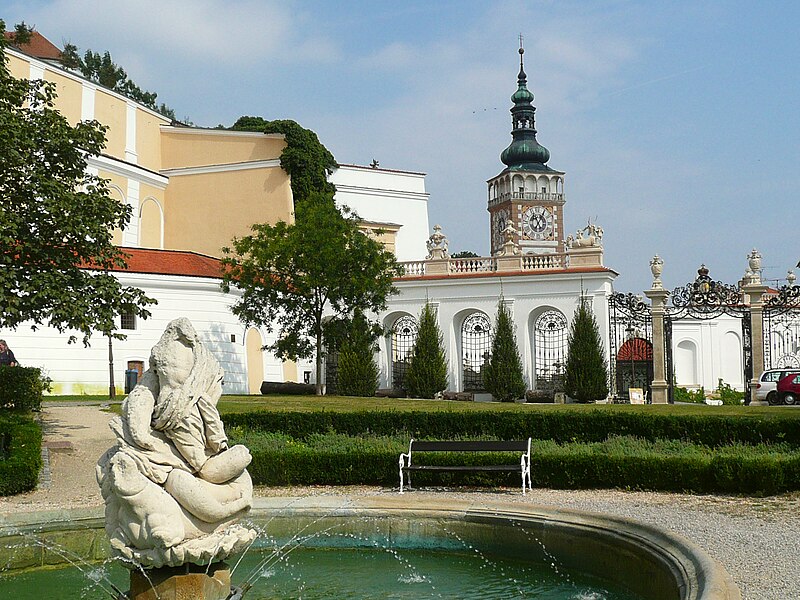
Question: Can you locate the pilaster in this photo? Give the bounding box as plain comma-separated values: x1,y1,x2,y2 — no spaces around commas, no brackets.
743,282,769,406
644,288,670,404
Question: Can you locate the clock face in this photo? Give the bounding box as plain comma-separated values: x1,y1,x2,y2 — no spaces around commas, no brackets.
522,206,553,240
492,209,510,249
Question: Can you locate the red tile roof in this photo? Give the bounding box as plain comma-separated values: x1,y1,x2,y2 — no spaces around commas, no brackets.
108,248,224,279
4,31,62,61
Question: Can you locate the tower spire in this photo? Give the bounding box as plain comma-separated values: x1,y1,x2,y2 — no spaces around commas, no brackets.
500,39,550,170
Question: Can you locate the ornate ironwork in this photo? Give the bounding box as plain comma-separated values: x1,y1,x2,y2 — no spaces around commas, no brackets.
666,265,750,401
462,312,491,392
391,315,418,391
669,265,747,319
763,284,800,370
533,310,568,394
608,292,653,401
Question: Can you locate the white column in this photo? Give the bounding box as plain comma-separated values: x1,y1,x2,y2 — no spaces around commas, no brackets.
125,101,138,164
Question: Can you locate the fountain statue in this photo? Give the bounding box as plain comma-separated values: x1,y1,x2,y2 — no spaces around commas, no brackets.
96,317,256,599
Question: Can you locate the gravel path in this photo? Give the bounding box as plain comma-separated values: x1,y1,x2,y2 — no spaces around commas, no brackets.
2,405,798,599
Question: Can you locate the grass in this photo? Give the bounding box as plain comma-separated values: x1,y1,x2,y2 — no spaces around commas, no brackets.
43,393,800,420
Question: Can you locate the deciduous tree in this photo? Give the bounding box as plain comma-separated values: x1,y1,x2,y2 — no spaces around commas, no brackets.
0,26,155,345
221,199,400,395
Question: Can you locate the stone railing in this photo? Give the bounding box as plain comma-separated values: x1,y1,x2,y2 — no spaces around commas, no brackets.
398,252,571,278
488,191,563,207
522,253,568,270
449,257,496,273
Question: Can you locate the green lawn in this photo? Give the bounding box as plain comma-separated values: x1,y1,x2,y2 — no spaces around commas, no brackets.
43,393,800,421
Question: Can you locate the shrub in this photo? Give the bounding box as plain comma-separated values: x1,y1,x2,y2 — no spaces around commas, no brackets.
405,303,448,398
483,299,526,402
564,298,609,403
717,380,745,405
228,428,800,495
0,414,42,495
0,366,51,411
674,386,705,404
336,311,379,397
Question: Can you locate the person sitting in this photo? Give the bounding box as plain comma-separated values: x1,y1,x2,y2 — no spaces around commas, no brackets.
0,340,17,366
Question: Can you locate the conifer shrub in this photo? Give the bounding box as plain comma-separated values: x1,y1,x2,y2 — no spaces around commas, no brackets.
564,298,609,403
405,303,448,398
483,299,526,402
336,311,380,397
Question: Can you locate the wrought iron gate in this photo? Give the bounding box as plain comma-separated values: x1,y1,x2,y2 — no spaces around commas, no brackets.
763,282,800,369
608,292,654,402
666,265,752,402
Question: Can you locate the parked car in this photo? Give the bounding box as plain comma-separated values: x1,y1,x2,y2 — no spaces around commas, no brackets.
777,372,800,405
756,368,800,405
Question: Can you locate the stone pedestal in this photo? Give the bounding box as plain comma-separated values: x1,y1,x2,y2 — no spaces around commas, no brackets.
644,288,670,405
426,258,449,275
743,282,769,406
496,255,523,272
130,563,231,600
568,246,604,268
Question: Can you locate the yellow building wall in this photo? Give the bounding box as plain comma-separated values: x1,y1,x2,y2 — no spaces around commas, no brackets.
161,131,286,169
136,107,166,172
100,173,127,245
94,90,126,159
7,54,29,80
163,166,293,257
44,70,81,125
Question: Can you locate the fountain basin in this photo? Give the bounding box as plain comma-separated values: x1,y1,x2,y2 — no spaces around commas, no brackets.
0,496,740,599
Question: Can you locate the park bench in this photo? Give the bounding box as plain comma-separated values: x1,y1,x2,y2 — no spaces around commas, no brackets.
398,438,532,495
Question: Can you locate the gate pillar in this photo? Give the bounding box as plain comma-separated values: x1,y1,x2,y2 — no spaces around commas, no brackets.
645,288,670,404
743,280,769,406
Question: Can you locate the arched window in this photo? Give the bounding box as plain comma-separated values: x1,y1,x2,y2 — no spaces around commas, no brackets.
391,315,418,390
462,313,491,391
534,310,568,390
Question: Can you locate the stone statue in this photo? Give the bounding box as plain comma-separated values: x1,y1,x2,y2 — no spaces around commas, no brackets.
425,224,450,260
97,318,256,569
565,220,604,249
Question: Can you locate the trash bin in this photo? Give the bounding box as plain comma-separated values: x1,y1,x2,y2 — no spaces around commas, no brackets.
124,369,139,393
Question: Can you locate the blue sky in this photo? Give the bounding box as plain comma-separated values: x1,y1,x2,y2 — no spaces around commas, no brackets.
5,0,799,292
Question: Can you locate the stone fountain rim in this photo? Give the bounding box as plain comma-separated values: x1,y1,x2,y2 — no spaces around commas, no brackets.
0,496,740,600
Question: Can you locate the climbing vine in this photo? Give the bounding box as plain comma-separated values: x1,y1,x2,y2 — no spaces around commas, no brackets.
230,117,337,208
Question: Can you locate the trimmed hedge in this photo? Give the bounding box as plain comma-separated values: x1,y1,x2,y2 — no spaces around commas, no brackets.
228,429,800,495
224,408,800,447
0,366,50,411
0,414,42,496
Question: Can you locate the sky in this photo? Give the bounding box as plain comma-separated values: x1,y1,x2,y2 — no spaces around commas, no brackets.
5,0,800,293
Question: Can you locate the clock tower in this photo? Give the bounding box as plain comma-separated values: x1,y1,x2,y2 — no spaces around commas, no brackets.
488,42,565,256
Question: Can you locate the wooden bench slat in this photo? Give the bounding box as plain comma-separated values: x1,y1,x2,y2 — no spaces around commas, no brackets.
405,464,522,472
410,441,528,452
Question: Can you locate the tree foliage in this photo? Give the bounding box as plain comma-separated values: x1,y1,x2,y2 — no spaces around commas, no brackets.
451,250,480,258
336,310,380,397
563,298,609,403
0,26,156,344
405,303,448,398
483,299,526,402
230,117,337,207
59,42,175,120
222,198,400,395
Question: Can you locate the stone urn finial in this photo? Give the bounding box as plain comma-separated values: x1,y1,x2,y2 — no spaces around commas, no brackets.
649,255,664,289
425,224,450,260
747,249,762,283
788,270,797,287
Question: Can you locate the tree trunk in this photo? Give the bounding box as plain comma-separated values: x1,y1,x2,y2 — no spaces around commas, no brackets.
315,330,324,395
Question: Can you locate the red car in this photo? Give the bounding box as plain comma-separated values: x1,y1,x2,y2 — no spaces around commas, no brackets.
777,372,800,405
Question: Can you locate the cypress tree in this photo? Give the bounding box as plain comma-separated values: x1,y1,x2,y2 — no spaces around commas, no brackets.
564,298,609,403
336,311,380,397
483,299,527,402
405,303,448,398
